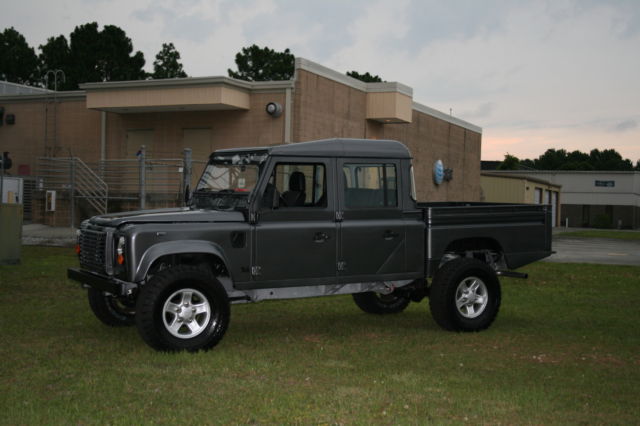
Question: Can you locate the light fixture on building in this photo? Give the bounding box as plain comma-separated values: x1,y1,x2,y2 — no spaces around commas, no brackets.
265,102,282,117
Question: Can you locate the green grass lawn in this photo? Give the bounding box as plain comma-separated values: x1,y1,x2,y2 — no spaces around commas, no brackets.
559,229,640,240
1,246,639,424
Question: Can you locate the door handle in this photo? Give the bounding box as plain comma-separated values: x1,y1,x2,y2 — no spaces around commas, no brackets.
383,230,399,240
313,232,330,243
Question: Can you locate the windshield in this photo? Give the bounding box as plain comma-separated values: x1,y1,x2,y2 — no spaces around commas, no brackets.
192,151,267,210
196,163,259,193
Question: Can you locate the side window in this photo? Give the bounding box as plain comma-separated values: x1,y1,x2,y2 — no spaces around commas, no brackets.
343,163,397,208
266,163,327,208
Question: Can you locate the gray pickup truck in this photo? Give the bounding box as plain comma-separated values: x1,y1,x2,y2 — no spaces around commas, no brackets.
68,138,552,352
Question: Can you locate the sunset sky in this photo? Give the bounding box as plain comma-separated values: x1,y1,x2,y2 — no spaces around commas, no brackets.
3,0,639,162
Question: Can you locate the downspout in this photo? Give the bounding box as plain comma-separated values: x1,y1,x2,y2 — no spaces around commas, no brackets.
100,111,106,161
284,86,292,144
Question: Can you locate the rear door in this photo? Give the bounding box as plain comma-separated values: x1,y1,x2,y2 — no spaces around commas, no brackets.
337,159,406,283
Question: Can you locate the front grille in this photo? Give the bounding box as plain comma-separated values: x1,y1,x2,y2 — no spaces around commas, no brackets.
79,228,107,273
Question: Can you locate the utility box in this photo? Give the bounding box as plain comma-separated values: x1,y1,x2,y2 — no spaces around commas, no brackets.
1,176,23,204
46,190,56,211
0,203,23,265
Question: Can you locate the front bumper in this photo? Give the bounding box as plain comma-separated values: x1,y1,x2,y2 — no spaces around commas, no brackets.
67,268,137,296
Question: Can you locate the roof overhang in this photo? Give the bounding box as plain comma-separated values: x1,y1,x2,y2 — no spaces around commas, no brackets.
366,91,413,123
80,77,292,113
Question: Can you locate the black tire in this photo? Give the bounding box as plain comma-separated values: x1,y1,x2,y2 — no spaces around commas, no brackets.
87,288,136,327
135,265,230,352
352,291,411,314
429,258,501,332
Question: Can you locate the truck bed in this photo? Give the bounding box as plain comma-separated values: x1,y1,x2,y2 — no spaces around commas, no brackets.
417,202,553,275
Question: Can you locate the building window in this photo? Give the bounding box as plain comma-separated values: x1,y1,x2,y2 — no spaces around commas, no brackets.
595,180,615,187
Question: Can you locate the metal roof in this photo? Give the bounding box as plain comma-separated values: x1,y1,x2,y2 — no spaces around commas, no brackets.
214,138,412,159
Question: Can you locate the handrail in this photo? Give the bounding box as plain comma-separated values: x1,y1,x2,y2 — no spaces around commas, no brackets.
35,152,189,221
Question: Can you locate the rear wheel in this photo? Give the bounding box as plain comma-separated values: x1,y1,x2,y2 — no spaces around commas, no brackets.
87,288,135,327
136,265,230,352
353,291,410,314
429,258,501,331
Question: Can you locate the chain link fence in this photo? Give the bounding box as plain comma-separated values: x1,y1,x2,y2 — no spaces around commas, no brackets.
33,146,200,227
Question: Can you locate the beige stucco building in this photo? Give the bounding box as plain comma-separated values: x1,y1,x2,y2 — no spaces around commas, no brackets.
484,170,640,229
481,172,561,226
0,58,482,225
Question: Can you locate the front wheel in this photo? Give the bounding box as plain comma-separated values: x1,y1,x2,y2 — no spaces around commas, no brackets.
135,265,230,352
353,291,411,314
429,258,501,332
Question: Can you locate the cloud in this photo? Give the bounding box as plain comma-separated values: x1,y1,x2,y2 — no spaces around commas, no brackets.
610,119,638,133
2,0,639,161
460,102,494,120
326,0,412,76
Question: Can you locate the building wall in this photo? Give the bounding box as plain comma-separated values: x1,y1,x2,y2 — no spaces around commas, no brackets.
0,98,102,174
486,170,640,228
104,91,287,162
293,69,368,142
562,204,640,229
480,174,562,225
2,62,484,227
382,112,481,201
481,175,526,203
293,69,481,201
494,171,640,207
0,93,286,172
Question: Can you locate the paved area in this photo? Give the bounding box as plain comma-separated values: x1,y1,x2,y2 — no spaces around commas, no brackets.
546,236,640,266
22,224,76,247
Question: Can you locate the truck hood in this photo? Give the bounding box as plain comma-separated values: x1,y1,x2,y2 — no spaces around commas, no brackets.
89,207,245,227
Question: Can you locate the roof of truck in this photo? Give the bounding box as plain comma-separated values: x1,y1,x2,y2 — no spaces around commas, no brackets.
213,138,412,159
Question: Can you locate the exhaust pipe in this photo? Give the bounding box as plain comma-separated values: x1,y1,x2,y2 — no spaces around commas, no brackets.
496,270,528,279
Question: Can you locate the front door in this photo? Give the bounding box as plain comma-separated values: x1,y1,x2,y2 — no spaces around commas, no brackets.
252,158,337,287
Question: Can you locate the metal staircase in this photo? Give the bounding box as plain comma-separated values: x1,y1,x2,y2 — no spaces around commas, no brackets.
36,157,108,218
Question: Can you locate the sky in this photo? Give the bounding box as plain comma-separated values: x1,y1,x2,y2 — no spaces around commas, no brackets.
3,0,639,161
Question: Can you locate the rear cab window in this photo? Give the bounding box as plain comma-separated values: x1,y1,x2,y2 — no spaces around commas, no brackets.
342,163,397,208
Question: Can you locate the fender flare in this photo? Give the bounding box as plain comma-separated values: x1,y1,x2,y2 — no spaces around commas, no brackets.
134,240,232,285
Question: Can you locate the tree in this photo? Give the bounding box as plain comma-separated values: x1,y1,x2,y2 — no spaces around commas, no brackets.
97,24,146,82
228,45,294,81
517,148,636,171
152,43,187,79
0,27,39,85
497,153,520,170
532,148,568,170
39,22,147,90
346,70,383,83
588,148,633,171
39,35,72,90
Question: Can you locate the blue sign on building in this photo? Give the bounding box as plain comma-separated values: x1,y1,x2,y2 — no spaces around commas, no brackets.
433,160,444,185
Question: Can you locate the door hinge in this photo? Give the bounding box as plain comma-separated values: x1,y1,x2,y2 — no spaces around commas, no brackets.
335,211,344,222
249,211,258,224
337,261,347,272
251,266,262,276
